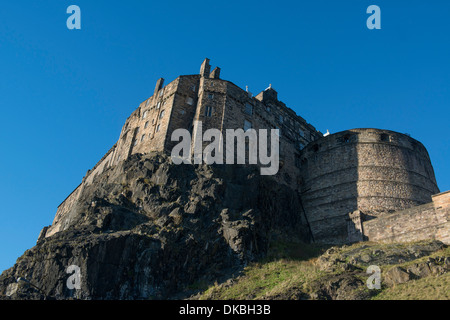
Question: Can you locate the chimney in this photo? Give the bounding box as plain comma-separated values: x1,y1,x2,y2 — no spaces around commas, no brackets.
200,58,211,78
154,78,164,96
210,67,221,79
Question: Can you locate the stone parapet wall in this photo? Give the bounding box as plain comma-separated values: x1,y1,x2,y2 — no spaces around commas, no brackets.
363,191,450,244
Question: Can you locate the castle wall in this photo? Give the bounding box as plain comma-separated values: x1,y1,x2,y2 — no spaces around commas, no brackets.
45,183,83,237
300,129,440,244
191,75,321,189
362,191,450,244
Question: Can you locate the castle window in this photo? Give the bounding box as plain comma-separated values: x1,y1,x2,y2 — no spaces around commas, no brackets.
279,115,284,123
157,102,161,109
343,135,350,143
299,129,305,138
190,85,196,92
156,124,160,132
380,133,390,142
205,106,213,117
159,90,163,97
266,106,271,112
144,121,149,129
159,110,165,119
244,120,252,131
244,103,253,115
140,134,146,142
208,93,214,99
186,97,194,105
142,110,148,119
298,142,305,150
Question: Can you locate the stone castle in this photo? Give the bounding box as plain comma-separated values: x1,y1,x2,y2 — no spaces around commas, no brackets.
41,58,449,245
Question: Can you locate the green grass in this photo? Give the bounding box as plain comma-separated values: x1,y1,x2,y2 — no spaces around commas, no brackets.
372,272,450,300
195,240,449,300
199,258,322,300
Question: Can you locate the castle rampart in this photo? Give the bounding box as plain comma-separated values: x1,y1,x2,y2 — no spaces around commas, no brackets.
300,128,440,243
361,190,450,244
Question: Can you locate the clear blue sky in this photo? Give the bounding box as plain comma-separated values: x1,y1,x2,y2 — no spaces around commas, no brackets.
0,1,449,273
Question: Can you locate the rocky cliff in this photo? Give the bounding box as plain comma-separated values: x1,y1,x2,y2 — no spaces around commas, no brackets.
0,152,310,300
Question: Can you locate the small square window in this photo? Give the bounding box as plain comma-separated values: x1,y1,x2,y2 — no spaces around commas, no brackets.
244,103,253,115
299,129,305,137
380,133,390,142
208,93,214,99
205,106,213,117
186,97,194,105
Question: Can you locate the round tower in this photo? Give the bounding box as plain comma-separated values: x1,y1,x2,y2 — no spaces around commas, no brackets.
299,128,440,243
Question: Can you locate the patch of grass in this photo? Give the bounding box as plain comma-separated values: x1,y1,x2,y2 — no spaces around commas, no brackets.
266,241,329,262
200,259,322,300
372,272,450,300
195,240,449,300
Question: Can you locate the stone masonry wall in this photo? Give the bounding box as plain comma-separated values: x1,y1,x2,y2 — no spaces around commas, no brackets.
300,129,440,244
363,191,450,244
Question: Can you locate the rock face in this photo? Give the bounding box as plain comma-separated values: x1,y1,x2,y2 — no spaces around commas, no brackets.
0,153,310,300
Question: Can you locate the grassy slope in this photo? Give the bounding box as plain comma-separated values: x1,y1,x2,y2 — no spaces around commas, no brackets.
195,241,449,300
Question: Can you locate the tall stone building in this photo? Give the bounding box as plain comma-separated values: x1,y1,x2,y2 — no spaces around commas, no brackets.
43,59,448,245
